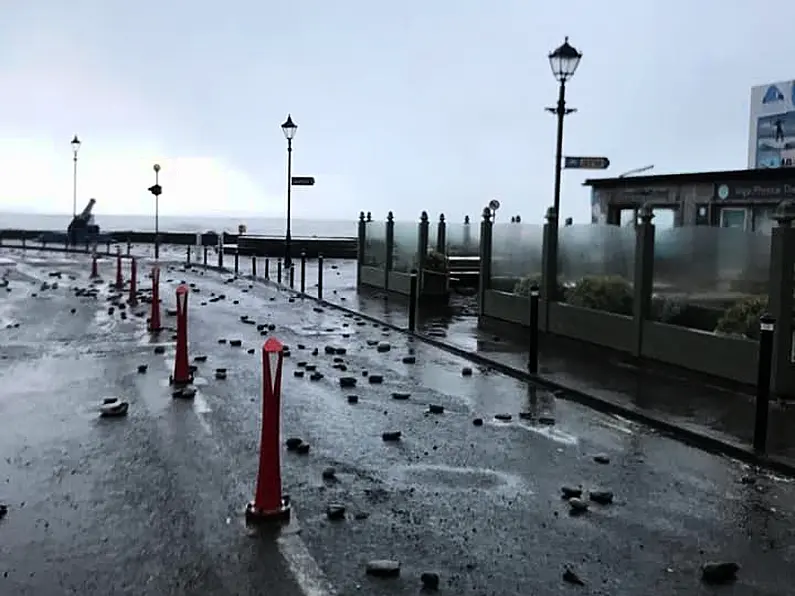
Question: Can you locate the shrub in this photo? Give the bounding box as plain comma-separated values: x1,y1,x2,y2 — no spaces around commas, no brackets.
424,250,448,272
715,296,768,339
513,275,566,301
566,275,633,316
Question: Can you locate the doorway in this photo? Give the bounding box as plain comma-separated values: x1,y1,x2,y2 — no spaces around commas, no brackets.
719,208,748,230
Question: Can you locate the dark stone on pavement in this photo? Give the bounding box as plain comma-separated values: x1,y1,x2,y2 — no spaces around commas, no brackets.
322,467,337,480
382,431,402,442
428,404,444,414
99,398,129,418
568,498,588,515
368,375,384,384
538,416,555,425
589,490,614,505
494,413,512,422
305,364,317,371
420,572,440,591
701,562,739,585
296,443,311,455
229,339,242,347
563,567,585,586
285,437,303,451
376,342,391,353
217,338,227,344
392,392,410,400
294,370,305,378
172,385,197,399
347,395,359,404
402,356,416,364
0,503,7,519
339,377,357,388
518,411,534,420
561,486,583,499
462,366,473,376
326,504,346,521
594,454,610,464
194,355,208,362
215,369,227,380
153,346,165,355
310,372,324,381
366,560,401,578
473,418,484,426
247,348,255,354
137,364,148,374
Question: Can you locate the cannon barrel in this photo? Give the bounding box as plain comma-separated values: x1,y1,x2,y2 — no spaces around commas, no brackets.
77,198,96,221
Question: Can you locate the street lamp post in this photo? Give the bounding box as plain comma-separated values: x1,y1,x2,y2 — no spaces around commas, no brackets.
545,37,582,226
71,135,81,220
149,164,163,260
281,114,298,270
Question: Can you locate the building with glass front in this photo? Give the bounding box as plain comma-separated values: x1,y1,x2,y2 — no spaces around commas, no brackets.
583,167,795,234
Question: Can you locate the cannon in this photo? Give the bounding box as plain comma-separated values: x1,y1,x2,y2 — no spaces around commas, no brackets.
67,198,101,246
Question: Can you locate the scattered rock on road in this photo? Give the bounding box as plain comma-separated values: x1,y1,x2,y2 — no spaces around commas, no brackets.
461,366,473,376
561,486,583,499
568,498,588,515
494,413,512,422
366,560,401,578
473,418,484,426
701,562,739,585
420,572,440,590
322,467,337,480
326,504,346,521
428,404,444,414
382,431,402,442
589,490,614,505
563,567,585,586
285,438,304,451
593,454,610,464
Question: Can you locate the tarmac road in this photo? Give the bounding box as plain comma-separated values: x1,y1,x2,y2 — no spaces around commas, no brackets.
2,249,795,595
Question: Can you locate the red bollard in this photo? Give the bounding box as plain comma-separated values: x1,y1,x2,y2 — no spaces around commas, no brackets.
128,258,138,306
172,284,191,385
90,253,99,278
246,337,291,524
148,265,162,332
115,251,123,290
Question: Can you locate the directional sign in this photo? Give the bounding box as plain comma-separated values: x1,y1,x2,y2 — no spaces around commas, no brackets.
564,156,610,170
148,184,163,196
291,176,315,186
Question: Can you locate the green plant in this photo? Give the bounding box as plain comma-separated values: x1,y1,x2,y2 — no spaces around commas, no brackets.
424,249,448,272
566,275,633,315
715,296,768,339
513,274,566,301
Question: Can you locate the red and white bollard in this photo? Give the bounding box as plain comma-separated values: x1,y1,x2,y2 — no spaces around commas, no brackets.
172,284,191,386
128,258,138,306
115,248,123,290
246,337,291,524
90,253,99,278
148,265,162,333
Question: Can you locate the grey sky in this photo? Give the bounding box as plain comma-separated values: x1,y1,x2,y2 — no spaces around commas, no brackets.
0,1,792,223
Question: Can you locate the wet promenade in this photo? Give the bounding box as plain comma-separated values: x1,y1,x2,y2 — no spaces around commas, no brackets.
1,248,794,595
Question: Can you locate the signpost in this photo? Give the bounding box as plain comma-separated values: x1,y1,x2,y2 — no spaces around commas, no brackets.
291,176,315,186
564,156,610,170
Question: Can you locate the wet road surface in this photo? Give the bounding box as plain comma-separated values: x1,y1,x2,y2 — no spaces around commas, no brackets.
2,249,795,595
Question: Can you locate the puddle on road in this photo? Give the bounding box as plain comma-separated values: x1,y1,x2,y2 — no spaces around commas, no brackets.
391,463,526,493
516,422,579,446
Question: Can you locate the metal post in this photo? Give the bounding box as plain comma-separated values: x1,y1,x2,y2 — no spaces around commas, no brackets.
285,139,293,270
753,314,776,452
72,152,78,220
126,240,131,256
551,80,567,245
252,256,257,278
106,241,111,254
289,264,295,289
317,254,324,300
408,270,418,332
265,258,270,279
203,246,208,268
277,260,282,284
154,166,161,260
528,284,540,374
300,252,306,293
234,248,239,275
187,245,191,266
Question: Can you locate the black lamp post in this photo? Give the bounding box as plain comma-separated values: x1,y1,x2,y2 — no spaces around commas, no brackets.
281,114,298,270
71,135,81,220
149,164,163,260
545,37,582,226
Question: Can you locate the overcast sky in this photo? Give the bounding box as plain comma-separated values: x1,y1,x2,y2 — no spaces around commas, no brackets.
0,0,792,223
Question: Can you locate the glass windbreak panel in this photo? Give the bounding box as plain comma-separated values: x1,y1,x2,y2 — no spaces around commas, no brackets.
558,224,636,283
362,221,387,267
392,221,418,272
652,226,771,333
427,220,438,253
446,222,480,256
489,223,544,293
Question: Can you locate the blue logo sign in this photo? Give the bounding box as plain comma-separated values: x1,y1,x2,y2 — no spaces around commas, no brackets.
763,85,785,104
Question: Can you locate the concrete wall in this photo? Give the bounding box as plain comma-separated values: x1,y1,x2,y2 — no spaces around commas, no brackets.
360,266,386,289
548,302,635,353
482,289,758,385
388,271,412,296
642,321,757,384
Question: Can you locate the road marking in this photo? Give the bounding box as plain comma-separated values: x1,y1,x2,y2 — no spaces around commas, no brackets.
277,531,337,596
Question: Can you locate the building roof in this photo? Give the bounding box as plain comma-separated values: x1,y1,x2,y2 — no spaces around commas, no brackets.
583,167,795,188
